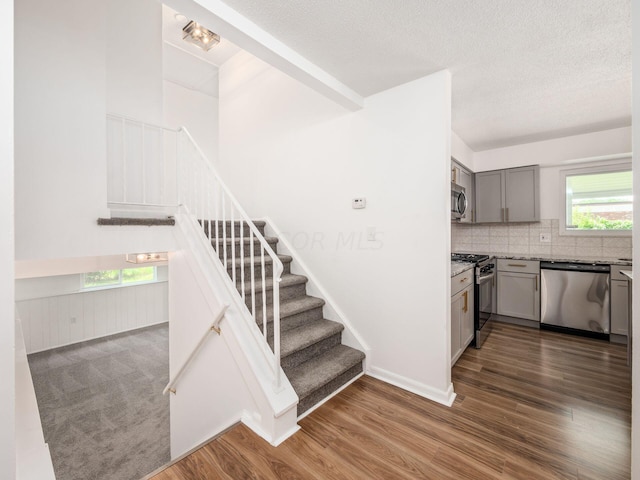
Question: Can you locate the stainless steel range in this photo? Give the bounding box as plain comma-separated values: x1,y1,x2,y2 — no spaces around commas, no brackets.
451,253,496,348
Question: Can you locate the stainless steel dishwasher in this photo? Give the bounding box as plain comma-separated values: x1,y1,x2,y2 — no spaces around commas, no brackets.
540,261,610,338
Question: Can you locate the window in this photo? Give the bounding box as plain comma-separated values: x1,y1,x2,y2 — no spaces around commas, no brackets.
83,267,157,289
561,163,632,235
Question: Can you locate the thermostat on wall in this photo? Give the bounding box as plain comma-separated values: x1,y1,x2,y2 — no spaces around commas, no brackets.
352,198,366,209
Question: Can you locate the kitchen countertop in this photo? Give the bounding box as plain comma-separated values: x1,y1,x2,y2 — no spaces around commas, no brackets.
459,253,632,266
451,261,474,277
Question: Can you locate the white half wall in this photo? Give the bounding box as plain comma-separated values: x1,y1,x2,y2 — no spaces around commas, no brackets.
16,275,168,354
219,55,454,405
168,249,253,457
163,80,219,163
0,0,15,476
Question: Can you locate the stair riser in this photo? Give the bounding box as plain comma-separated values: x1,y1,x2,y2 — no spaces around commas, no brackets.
201,222,266,237
297,362,364,416
227,261,291,279
281,333,342,370
241,283,307,309
257,305,324,333
216,240,278,260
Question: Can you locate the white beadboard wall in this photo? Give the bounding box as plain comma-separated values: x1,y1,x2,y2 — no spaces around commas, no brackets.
17,281,168,354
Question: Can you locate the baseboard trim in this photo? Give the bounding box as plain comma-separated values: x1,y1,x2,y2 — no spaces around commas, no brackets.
367,366,456,407
27,320,169,355
241,411,301,447
139,420,241,479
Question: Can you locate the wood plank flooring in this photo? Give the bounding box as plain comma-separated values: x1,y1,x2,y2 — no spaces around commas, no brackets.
151,322,631,479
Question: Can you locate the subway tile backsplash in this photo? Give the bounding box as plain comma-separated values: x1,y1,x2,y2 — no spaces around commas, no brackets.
452,219,632,260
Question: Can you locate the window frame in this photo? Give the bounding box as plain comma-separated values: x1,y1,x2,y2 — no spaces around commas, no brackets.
559,161,633,237
82,266,158,290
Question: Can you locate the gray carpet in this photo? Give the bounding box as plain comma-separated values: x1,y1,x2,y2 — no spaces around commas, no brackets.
28,323,170,480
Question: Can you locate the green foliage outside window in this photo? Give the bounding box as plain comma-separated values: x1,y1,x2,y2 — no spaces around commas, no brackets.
84,270,120,287
571,210,633,231
565,167,632,232
84,267,156,288
122,267,155,283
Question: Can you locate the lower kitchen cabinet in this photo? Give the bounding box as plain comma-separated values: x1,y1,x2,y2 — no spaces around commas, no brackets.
497,259,540,321
611,265,630,337
451,271,474,365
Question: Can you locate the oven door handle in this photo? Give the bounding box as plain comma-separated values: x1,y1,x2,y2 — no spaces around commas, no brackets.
477,272,495,284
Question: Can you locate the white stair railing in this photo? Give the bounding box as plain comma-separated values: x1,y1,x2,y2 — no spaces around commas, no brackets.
176,127,284,389
106,114,285,389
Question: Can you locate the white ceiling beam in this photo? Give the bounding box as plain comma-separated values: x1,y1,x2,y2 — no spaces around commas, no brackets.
163,0,364,111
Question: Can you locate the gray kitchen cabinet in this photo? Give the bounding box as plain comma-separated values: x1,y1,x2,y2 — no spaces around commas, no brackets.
611,266,630,336
451,270,474,365
452,159,475,223
497,259,540,321
475,165,539,223
475,171,503,223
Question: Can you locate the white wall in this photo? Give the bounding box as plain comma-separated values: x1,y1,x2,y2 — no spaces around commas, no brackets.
219,53,455,405
107,0,163,124
0,0,15,476
631,2,639,478
474,127,632,220
163,80,219,163
473,127,632,171
15,0,175,263
16,268,168,353
451,131,474,170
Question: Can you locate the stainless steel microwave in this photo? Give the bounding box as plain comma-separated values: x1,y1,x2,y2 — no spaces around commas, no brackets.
451,183,467,220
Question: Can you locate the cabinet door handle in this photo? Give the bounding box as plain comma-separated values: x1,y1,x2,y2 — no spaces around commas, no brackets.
501,207,505,222
508,263,527,267
472,209,475,223
535,275,538,291
463,291,468,313
506,207,509,222
460,277,468,283
452,167,457,184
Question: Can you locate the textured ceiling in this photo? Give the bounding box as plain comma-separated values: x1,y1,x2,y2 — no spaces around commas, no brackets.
217,0,631,151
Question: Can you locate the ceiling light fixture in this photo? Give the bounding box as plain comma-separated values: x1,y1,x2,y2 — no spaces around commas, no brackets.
125,252,168,264
182,20,220,52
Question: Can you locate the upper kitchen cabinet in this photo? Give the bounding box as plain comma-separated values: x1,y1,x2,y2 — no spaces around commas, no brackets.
452,159,475,223
475,165,540,223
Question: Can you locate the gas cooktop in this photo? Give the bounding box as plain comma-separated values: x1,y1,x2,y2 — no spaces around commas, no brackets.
451,253,490,264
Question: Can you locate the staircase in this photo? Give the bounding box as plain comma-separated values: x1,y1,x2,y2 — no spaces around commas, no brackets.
203,219,365,415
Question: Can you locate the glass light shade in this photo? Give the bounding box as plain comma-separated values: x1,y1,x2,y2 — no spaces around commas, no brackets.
125,252,168,264
182,21,220,51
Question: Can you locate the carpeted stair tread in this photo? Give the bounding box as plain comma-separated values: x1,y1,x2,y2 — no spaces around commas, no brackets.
239,273,307,291
227,253,292,268
255,296,325,323
280,319,344,358
285,344,365,400
200,219,266,227
275,296,324,319
207,218,366,415
212,235,278,246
